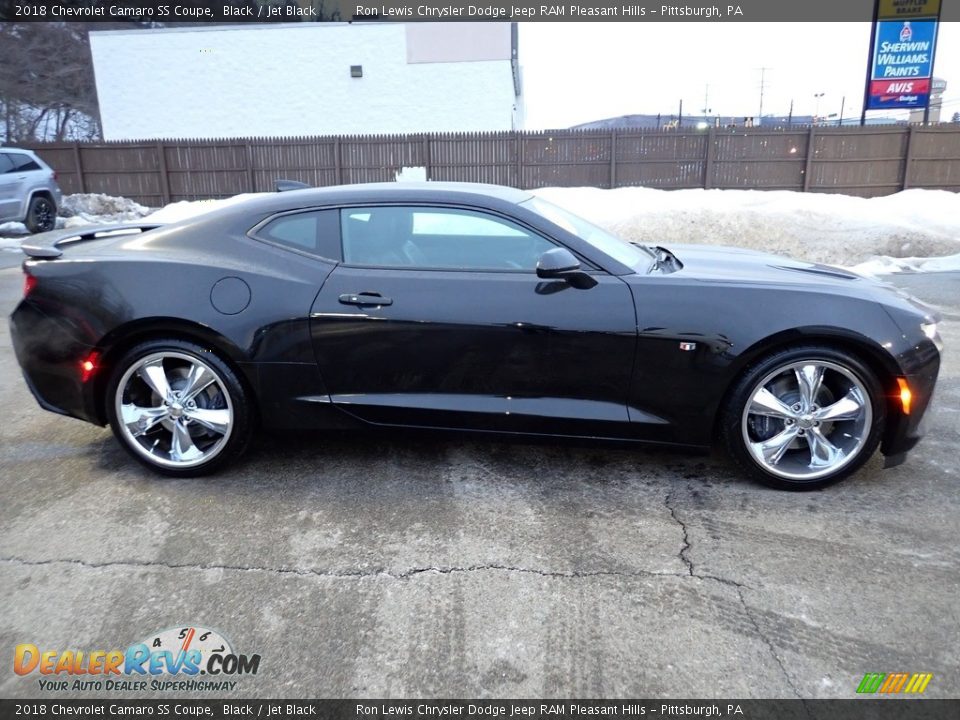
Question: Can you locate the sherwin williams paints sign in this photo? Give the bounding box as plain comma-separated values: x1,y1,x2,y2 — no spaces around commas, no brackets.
865,0,941,111
867,20,938,108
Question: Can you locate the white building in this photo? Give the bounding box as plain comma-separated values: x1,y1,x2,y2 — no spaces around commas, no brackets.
90,22,524,140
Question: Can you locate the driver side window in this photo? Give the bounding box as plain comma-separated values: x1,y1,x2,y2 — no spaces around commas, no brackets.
340,206,556,271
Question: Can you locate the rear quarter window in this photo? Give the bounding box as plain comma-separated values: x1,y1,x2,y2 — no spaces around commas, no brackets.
5,153,41,172
251,209,341,261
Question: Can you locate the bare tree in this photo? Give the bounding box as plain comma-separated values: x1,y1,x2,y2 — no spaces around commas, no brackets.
0,22,102,142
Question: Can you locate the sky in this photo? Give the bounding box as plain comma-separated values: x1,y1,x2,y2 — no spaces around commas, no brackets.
519,23,960,129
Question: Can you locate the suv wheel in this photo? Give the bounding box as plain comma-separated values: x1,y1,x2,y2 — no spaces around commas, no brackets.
25,195,56,233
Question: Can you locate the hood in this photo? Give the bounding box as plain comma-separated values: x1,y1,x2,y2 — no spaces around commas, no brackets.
664,243,865,286
654,243,938,320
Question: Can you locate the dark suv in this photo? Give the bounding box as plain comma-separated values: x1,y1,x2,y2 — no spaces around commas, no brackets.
0,147,62,233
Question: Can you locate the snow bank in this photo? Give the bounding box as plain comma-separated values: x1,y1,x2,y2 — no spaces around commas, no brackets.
3,187,958,274
60,193,151,225
146,193,268,224
850,253,960,275
533,187,960,269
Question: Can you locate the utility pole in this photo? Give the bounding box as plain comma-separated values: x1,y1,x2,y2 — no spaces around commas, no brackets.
814,92,825,125
757,67,770,125
678,99,683,128
702,84,711,124
838,96,845,126
787,99,794,128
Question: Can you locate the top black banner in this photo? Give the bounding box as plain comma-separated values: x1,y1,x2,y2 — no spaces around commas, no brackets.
1,0,958,23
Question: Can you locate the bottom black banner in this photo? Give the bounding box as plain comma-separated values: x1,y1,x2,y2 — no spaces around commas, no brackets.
2,700,959,720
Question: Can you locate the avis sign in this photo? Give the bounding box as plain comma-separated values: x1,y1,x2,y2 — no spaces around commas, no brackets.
867,20,938,109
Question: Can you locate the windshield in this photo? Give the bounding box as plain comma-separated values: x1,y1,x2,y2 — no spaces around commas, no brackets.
520,196,655,271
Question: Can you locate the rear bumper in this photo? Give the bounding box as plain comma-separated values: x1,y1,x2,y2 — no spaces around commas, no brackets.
9,299,103,426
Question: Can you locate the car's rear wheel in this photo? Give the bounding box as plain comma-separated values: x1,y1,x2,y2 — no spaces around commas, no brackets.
106,339,253,476
721,346,884,490
25,195,56,233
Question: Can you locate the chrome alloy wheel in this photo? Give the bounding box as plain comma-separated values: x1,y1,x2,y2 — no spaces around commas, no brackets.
740,360,872,481
114,351,234,469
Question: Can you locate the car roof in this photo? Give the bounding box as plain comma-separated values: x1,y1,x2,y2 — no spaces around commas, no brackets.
221,182,534,217
0,147,42,159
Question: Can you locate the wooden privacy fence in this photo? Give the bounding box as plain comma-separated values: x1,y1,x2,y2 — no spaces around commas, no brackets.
25,126,960,208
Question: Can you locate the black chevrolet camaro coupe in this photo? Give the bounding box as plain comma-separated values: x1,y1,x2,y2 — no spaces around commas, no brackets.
10,182,941,489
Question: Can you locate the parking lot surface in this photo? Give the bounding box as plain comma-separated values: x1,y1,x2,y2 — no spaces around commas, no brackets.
0,265,957,698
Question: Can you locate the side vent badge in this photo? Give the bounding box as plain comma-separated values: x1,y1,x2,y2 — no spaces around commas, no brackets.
679,342,697,352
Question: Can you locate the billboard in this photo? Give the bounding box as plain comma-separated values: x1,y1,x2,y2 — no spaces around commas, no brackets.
866,19,938,108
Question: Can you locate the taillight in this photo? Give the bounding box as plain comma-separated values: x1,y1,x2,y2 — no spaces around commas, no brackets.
51,170,58,181
23,272,37,298
80,351,101,383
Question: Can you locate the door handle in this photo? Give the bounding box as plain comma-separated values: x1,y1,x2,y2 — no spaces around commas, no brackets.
339,292,393,307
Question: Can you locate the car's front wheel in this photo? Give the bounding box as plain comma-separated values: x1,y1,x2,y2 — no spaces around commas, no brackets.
721,346,884,490
24,195,56,233
106,339,253,476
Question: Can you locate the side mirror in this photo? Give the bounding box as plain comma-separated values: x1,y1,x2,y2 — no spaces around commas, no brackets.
536,248,597,289
536,247,581,278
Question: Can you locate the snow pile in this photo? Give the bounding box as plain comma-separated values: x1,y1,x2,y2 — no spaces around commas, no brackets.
848,253,960,275
59,193,151,225
0,222,26,236
4,187,959,275
146,193,267,224
533,187,960,270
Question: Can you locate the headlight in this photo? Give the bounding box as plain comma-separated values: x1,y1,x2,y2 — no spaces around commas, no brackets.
921,321,939,341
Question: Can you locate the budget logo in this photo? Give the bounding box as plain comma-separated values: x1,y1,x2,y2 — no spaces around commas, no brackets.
856,672,933,694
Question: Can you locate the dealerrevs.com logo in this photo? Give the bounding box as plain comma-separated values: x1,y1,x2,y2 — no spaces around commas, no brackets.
14,625,261,693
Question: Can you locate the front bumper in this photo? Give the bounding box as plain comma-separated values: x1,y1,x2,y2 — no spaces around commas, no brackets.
880,341,940,461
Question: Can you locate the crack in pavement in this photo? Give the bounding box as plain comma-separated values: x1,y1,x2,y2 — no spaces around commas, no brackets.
665,490,695,576
736,585,806,704
662,491,804,701
1,555,739,586
663,491,743,589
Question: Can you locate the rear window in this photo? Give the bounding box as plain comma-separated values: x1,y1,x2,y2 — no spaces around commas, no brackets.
4,153,41,173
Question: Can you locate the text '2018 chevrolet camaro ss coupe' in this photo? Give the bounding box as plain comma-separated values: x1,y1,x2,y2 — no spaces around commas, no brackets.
10,182,942,489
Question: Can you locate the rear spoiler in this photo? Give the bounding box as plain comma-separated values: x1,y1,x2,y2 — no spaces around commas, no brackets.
20,223,165,259
275,179,311,192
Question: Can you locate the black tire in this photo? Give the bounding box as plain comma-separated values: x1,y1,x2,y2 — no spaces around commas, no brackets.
720,345,885,491
106,339,254,477
24,195,56,233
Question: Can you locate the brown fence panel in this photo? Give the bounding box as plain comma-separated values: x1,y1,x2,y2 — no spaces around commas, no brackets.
808,127,908,196
712,129,807,191
249,137,339,192
163,140,249,201
909,126,960,191
24,126,960,207
429,131,517,186
340,135,425,185
32,142,165,206
28,145,83,195
520,131,611,189
615,130,707,189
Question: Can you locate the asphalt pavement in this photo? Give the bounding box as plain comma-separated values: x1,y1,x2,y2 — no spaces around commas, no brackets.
0,265,957,699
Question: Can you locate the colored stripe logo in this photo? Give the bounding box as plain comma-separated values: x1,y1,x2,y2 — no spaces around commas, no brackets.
857,673,933,694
